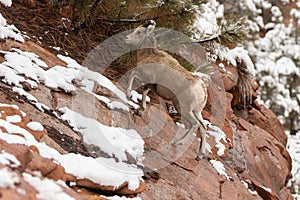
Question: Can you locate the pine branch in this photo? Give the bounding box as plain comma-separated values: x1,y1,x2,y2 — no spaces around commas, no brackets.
219,16,249,44
196,16,249,46
97,18,141,23
196,34,221,43
81,0,104,28
96,17,159,23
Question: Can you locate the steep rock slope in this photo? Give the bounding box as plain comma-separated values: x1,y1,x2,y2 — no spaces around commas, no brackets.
0,1,294,200
0,40,293,200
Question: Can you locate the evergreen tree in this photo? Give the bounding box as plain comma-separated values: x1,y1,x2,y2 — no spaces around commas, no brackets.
60,0,206,33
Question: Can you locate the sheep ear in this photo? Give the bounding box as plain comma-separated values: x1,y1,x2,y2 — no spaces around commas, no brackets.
146,24,155,35
142,20,156,28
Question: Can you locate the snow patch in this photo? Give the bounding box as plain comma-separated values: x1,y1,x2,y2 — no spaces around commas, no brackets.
60,155,143,191
130,90,150,103
0,168,19,188
0,103,19,109
205,120,227,156
0,150,20,167
12,87,50,112
0,0,12,7
11,48,48,69
26,122,44,131
5,115,21,123
16,188,27,196
209,160,230,180
261,185,272,193
107,196,142,200
241,180,258,195
0,14,24,42
0,49,137,112
0,132,27,144
23,173,75,200
57,54,138,110
216,46,255,74
59,107,144,164
0,104,144,190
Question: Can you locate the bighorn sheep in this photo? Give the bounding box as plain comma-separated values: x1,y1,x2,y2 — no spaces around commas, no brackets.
125,20,208,160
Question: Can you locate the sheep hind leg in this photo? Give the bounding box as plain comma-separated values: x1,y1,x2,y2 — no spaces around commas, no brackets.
172,111,200,146
194,111,207,160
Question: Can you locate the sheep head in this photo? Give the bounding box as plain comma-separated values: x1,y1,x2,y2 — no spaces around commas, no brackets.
125,20,157,48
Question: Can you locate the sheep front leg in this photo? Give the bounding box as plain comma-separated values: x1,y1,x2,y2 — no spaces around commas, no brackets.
137,87,150,116
126,74,136,100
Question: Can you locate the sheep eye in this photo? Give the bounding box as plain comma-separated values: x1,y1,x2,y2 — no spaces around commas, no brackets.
136,31,141,35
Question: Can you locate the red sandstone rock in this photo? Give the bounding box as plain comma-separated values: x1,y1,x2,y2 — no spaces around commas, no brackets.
0,37,294,200
216,61,239,92
247,105,287,145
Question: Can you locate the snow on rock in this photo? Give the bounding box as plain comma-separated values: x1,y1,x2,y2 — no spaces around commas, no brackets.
0,1,24,42
0,16,24,42
0,103,144,191
5,115,22,123
0,168,19,188
26,122,44,131
60,154,143,191
12,86,50,112
107,195,142,200
42,65,77,92
8,48,48,69
59,107,144,164
205,120,227,156
0,122,143,191
0,13,6,25
0,63,25,86
23,173,75,200
220,46,255,74
57,54,138,110
241,180,259,196
0,103,19,109
0,131,27,145
209,160,230,180
130,90,150,104
0,150,20,167
0,48,137,112
261,185,272,193
0,0,12,7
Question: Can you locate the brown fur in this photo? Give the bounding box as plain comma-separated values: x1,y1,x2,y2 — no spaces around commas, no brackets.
125,21,209,160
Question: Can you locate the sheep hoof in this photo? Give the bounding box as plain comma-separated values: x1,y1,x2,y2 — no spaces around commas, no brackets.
195,155,202,161
126,95,132,101
135,108,144,116
195,154,206,161
172,141,182,146
126,90,132,100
